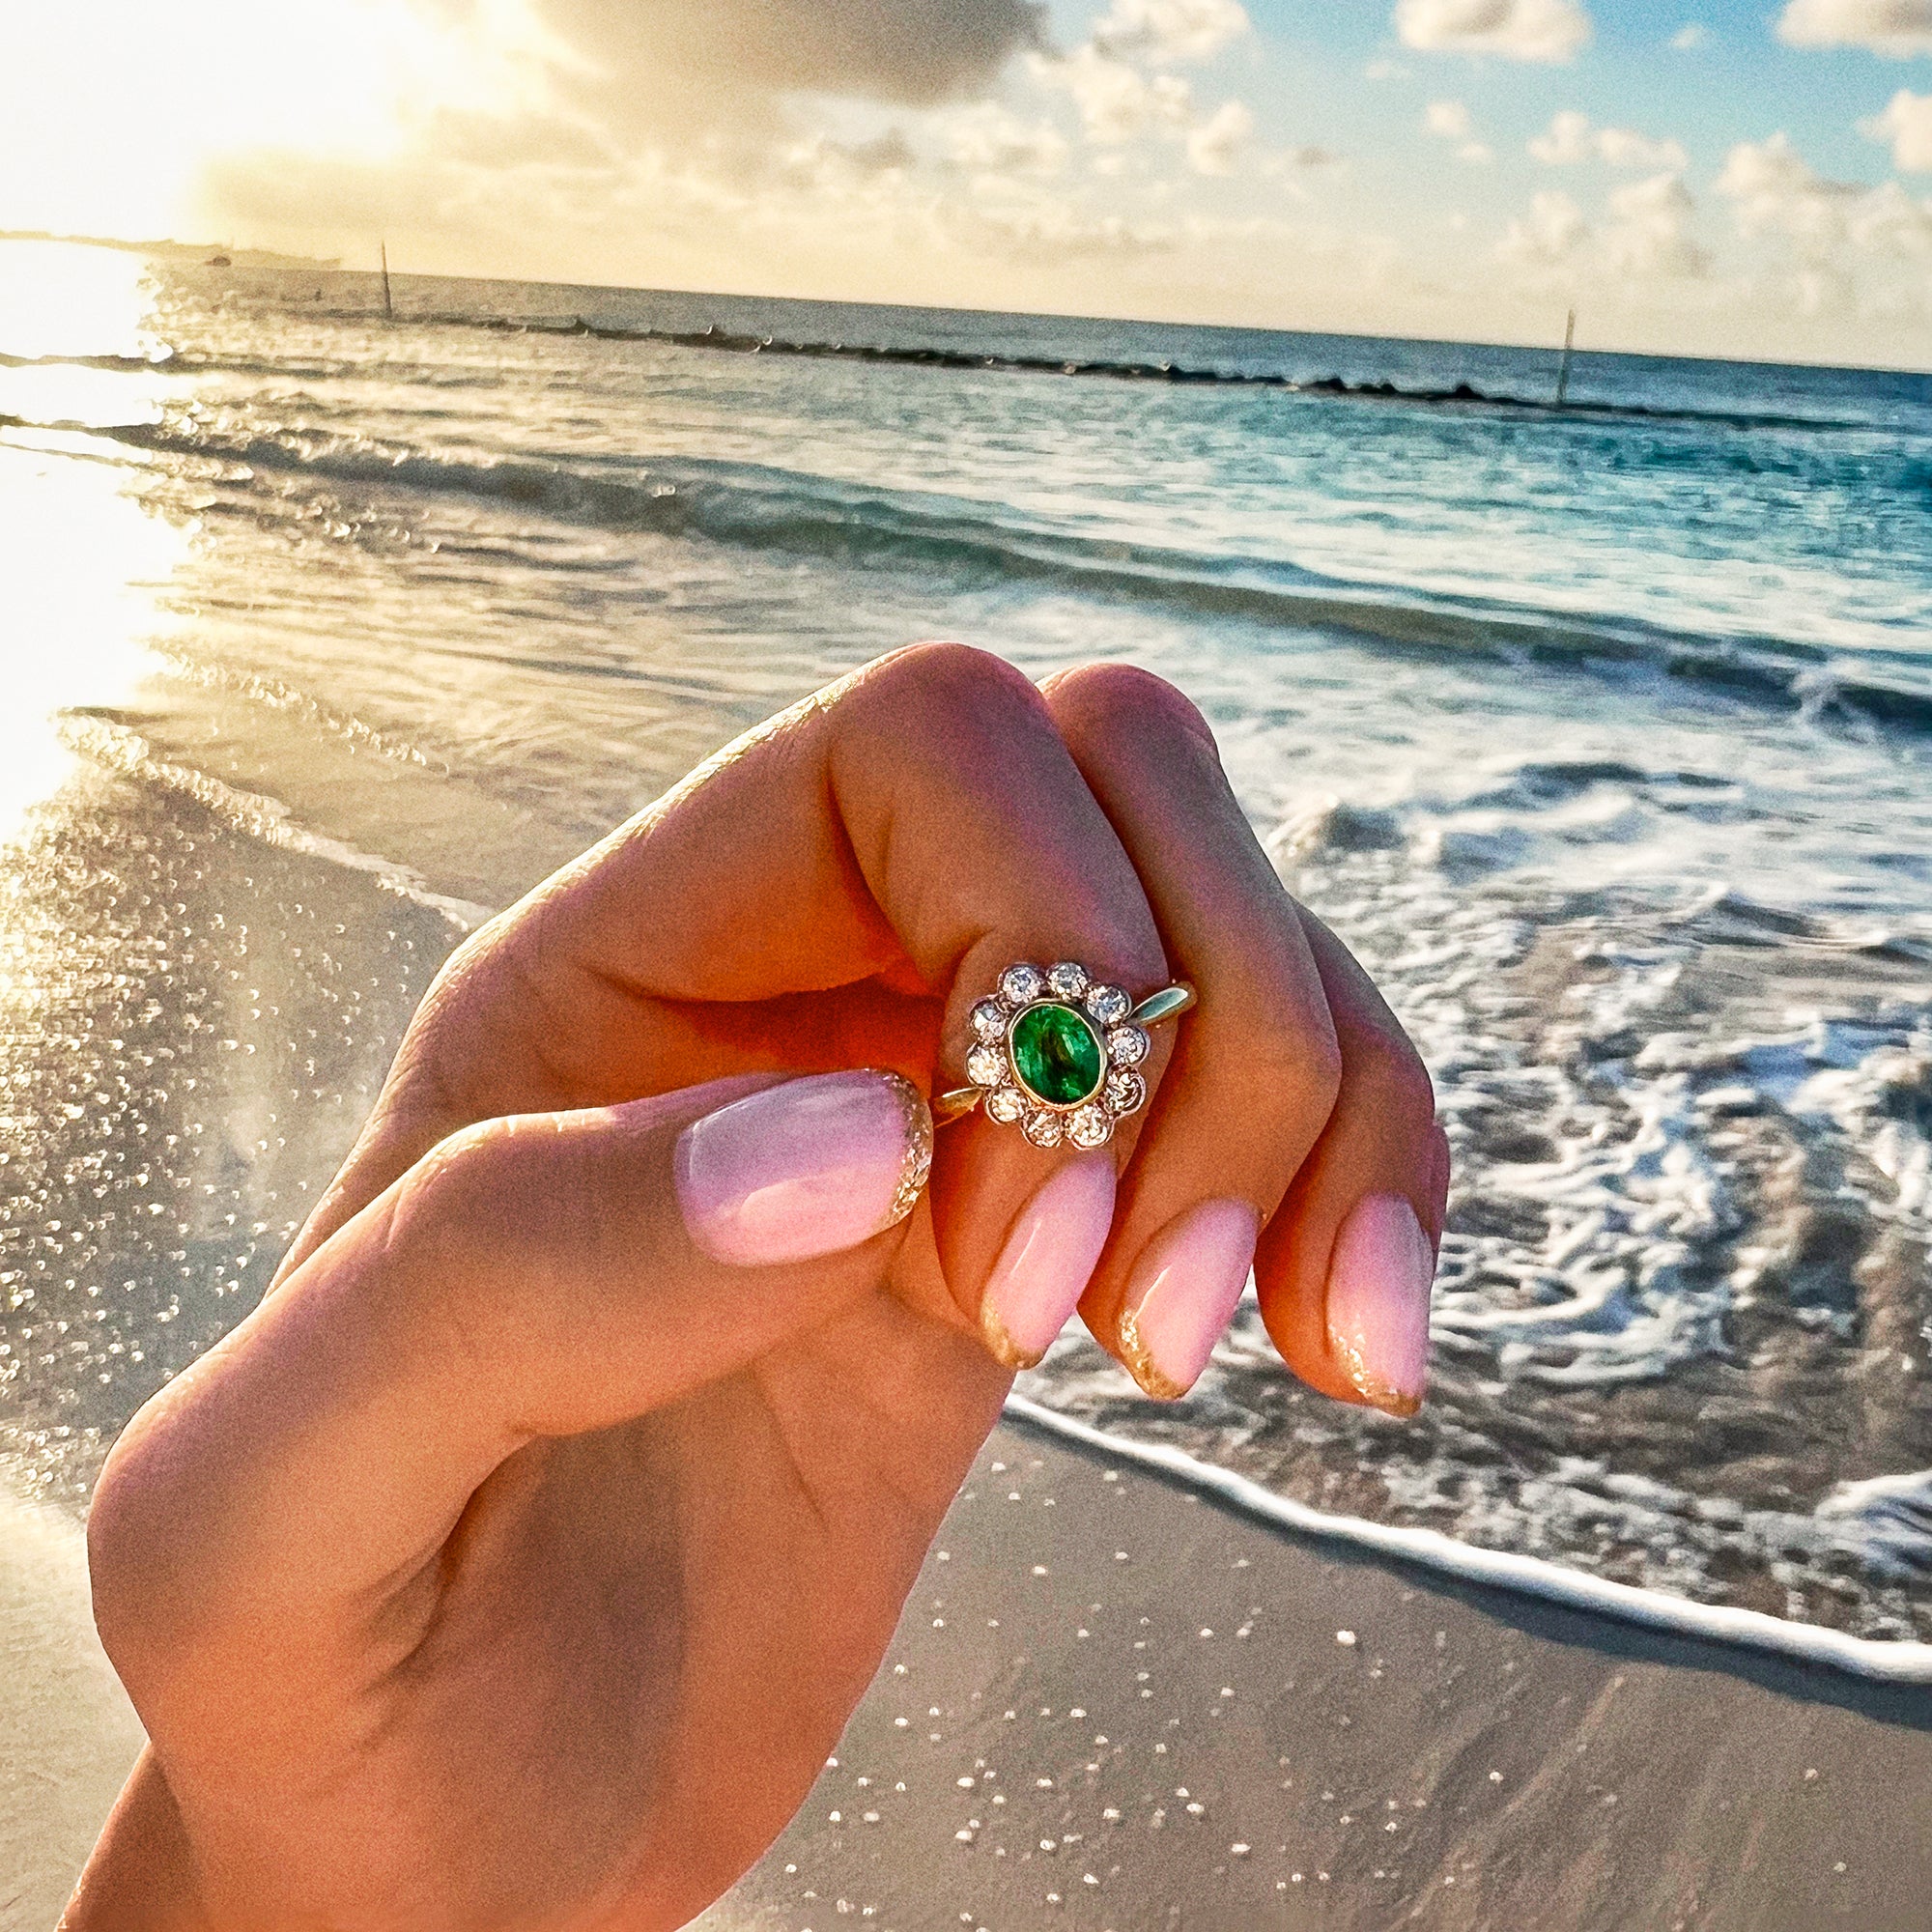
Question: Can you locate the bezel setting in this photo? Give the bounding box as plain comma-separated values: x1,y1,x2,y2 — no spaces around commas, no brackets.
968,960,1152,1148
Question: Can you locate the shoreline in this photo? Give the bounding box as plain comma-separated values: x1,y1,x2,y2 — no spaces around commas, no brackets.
1006,1397,1932,1685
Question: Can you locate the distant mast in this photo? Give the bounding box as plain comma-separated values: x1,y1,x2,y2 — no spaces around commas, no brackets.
381,240,394,321
1554,306,1577,409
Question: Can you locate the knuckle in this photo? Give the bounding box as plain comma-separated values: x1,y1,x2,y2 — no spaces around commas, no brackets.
1050,662,1216,752
386,1118,520,1269
864,640,1046,737
85,1456,155,1668
1344,1021,1436,1123
1236,995,1344,1122
86,1411,206,1684
1059,668,1206,742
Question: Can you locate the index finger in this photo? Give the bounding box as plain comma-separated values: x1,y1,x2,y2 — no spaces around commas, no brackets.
277,643,1172,1350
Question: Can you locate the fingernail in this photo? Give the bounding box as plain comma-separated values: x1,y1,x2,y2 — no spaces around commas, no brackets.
1118,1198,1259,1400
675,1070,932,1267
1324,1193,1435,1417
980,1157,1117,1370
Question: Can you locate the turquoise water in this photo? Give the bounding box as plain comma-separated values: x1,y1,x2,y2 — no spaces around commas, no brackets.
1,241,1928,1642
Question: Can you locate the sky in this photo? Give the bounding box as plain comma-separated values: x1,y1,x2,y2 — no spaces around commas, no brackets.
5,0,1932,365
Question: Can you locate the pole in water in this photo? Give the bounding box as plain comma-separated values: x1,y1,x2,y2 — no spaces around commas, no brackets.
1554,306,1576,408
380,240,394,320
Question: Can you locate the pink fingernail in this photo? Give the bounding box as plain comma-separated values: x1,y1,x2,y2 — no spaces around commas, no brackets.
1119,1199,1259,1400
980,1157,1117,1369
1324,1193,1435,1417
675,1071,931,1267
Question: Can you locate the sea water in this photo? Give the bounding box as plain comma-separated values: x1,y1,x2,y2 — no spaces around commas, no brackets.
1,239,1927,1649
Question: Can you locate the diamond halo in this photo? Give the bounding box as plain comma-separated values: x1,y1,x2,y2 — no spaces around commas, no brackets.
964,960,1158,1149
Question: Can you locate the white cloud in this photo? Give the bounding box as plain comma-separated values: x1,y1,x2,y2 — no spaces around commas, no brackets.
1425,98,1493,160
1500,186,1589,260
1186,97,1254,173
1861,88,1932,169
1716,132,1862,253
1036,19,1256,174
1670,22,1709,47
1093,0,1250,65
1776,2,1932,56
944,103,1069,174
1529,110,1688,168
1850,176,1932,250
1602,169,1707,275
1044,44,1194,141
1394,0,1592,64
1496,170,1706,279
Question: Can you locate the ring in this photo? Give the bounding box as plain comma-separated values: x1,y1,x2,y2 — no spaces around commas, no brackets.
931,961,1196,1149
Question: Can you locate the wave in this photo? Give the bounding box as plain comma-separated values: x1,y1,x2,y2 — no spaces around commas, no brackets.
1005,1397,1932,1682
56,713,491,930
298,309,1884,437
55,414,1932,737
9,317,1898,437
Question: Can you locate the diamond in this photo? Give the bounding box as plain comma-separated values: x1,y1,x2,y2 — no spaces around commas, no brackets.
1085,983,1131,1027
971,997,1009,1043
1105,1024,1150,1068
986,1085,1026,1124
1046,960,1090,1000
1022,1107,1065,1149
966,1042,1009,1090
1068,1103,1114,1150
1103,1068,1146,1117
999,962,1046,1007
1011,1003,1105,1108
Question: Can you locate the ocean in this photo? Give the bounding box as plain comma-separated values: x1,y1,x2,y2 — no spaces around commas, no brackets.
2,237,1928,1658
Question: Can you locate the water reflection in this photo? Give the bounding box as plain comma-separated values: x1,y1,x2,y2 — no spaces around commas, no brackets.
0,242,185,847
0,240,164,364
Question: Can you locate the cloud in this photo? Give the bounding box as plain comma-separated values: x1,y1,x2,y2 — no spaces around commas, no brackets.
1425,98,1493,160
1670,22,1709,47
1500,187,1589,260
1394,0,1592,63
1092,0,1250,65
1716,132,1862,252
1602,169,1707,274
1043,44,1194,141
1496,169,1707,278
1529,110,1688,168
533,0,1047,137
1849,176,1932,249
1862,88,1932,168
1776,1,1932,56
1186,97,1253,173
943,103,1069,175
1034,13,1256,173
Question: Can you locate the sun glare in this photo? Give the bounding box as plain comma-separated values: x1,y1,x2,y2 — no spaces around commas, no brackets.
0,242,185,844
0,0,549,246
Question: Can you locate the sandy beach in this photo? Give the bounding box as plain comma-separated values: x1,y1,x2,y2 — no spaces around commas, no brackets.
12,1414,1927,1932
706,1418,1932,1932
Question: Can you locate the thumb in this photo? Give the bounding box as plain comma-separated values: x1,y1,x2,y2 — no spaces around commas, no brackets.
89,1069,933,1685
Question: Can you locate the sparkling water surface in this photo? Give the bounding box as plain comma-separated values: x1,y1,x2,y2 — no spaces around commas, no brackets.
2,240,1928,1642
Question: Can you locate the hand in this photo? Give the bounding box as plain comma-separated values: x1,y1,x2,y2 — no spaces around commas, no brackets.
70,646,1446,1931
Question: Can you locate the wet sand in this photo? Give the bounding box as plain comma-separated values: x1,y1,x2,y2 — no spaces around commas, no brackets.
706,1417,1932,1932
7,1416,1930,1931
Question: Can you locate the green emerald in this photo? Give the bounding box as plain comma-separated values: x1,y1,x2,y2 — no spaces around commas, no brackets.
1010,1002,1104,1109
